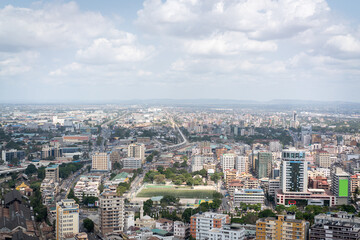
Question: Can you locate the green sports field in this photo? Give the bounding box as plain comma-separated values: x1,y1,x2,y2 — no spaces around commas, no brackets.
136,185,216,199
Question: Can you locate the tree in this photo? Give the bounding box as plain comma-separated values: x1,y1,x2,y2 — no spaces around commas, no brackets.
83,196,98,206
68,188,80,203
154,174,166,184
9,157,20,166
83,218,94,232
258,209,276,218
143,199,153,216
99,183,104,193
113,161,122,170
37,166,46,180
25,164,37,175
73,155,80,161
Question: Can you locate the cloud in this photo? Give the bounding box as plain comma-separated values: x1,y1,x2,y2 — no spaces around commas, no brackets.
76,37,154,64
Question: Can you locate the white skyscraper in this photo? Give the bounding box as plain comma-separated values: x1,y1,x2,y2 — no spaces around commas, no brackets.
280,149,308,193
235,156,247,173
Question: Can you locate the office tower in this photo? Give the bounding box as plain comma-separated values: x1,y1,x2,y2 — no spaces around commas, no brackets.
256,214,308,240
100,191,124,236
280,149,308,193
92,152,111,171
45,164,60,182
235,156,247,173
331,167,350,205
293,111,297,122
127,143,145,162
41,146,63,159
1,149,25,163
220,153,237,172
190,212,230,239
256,152,272,179
310,212,360,239
315,151,333,168
56,199,79,240
233,126,239,136
122,157,142,169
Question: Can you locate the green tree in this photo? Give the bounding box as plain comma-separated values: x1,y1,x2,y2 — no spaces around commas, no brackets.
73,155,80,161
83,218,94,232
25,164,37,175
37,166,46,180
258,209,276,218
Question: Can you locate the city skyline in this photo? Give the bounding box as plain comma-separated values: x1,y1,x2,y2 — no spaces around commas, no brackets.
0,0,360,103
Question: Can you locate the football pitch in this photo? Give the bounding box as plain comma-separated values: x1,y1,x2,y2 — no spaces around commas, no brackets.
136,185,216,199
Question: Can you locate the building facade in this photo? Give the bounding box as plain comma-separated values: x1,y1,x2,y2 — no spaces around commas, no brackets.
56,199,79,240
92,152,111,171
99,191,124,236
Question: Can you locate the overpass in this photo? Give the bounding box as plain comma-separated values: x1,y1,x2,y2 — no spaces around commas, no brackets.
0,167,26,176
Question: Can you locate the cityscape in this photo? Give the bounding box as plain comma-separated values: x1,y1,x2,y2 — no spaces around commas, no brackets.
1,1,360,240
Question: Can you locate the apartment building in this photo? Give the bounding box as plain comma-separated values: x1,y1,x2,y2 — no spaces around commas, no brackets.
315,151,333,168
99,191,124,236
221,153,237,172
128,143,145,162
92,152,111,171
174,221,190,239
46,164,60,182
56,199,79,240
207,224,245,240
256,214,308,240
190,212,230,240
74,175,101,201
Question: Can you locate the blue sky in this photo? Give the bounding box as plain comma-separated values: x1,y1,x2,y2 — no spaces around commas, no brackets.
0,0,360,103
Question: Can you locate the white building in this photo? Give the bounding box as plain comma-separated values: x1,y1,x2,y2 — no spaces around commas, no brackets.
74,175,101,201
122,157,142,169
221,153,237,172
56,199,79,240
268,178,281,196
92,152,111,171
174,221,189,239
235,156,247,174
207,225,245,240
233,189,265,206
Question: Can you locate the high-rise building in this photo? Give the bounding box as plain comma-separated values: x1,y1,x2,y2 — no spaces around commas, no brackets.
315,151,333,168
46,164,59,182
127,143,145,162
56,199,79,240
192,155,205,172
99,191,124,236
235,156,247,174
41,146,63,159
190,212,230,240
269,141,282,152
331,167,350,205
256,152,272,179
92,152,111,171
256,214,308,240
220,153,237,172
280,149,308,193
301,125,312,146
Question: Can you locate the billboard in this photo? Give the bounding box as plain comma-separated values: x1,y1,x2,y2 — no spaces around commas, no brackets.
339,179,349,197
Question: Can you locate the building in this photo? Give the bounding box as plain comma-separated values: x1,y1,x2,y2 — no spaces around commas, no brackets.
221,153,237,172
1,149,25,163
74,175,101,202
99,191,124,236
310,212,360,239
256,214,308,240
331,167,350,205
128,143,145,162
280,149,308,193
351,173,360,193
122,157,142,169
190,212,230,240
46,164,59,182
269,141,282,152
256,152,272,179
41,146,63,159
235,156,247,174
308,176,329,190
156,218,174,232
174,221,190,239
92,152,111,171
56,199,79,240
134,205,156,229
233,189,265,206
207,224,245,240
268,178,280,197
192,155,205,172
276,188,336,206
315,151,333,168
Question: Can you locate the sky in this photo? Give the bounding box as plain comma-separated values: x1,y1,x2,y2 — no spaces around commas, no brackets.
0,0,360,103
